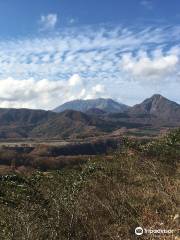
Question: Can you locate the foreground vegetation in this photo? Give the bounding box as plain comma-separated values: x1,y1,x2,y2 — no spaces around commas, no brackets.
0,129,179,239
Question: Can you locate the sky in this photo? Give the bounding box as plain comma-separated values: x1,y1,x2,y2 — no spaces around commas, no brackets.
0,0,180,109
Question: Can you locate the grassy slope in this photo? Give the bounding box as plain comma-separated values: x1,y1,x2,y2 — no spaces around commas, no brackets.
0,129,179,240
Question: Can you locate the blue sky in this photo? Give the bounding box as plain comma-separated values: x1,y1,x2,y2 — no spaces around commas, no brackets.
0,0,180,37
0,0,180,109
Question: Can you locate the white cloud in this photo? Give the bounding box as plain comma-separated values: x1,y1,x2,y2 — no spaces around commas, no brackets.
0,25,179,106
85,84,105,99
68,74,82,86
0,25,177,82
121,54,179,78
0,75,108,109
39,14,58,31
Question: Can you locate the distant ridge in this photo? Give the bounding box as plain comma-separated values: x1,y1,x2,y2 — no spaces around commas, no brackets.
0,94,179,139
53,98,129,113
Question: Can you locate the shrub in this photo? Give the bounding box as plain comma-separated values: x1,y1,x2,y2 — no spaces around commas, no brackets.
140,128,180,162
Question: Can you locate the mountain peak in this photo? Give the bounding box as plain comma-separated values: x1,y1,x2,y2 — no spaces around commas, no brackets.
130,94,180,123
145,94,177,107
144,94,167,106
53,98,129,113
151,94,163,99
150,94,169,102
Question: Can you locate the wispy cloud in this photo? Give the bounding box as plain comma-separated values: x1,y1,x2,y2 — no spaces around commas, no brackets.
39,13,58,31
68,18,77,25
0,24,179,108
140,0,153,10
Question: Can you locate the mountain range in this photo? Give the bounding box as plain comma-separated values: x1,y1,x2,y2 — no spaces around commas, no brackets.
0,94,179,139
